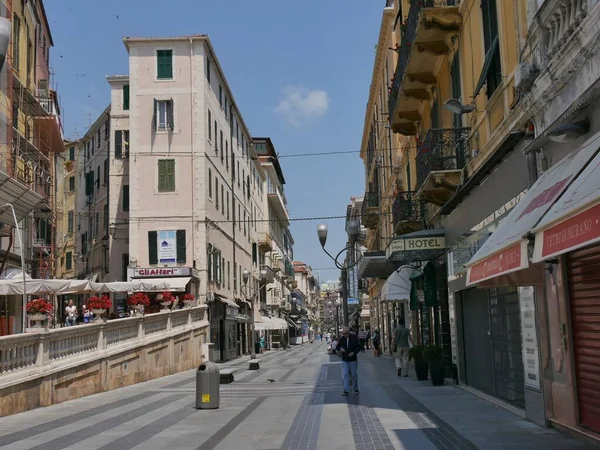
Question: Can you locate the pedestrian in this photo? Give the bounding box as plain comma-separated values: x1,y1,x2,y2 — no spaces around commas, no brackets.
358,329,366,352
280,334,289,351
336,326,361,396
365,329,371,350
65,299,77,327
372,329,381,356
392,321,412,377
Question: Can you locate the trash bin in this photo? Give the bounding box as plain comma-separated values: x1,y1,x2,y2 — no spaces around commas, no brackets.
195,361,220,409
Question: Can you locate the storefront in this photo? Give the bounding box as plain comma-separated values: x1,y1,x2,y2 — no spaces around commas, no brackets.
209,293,240,362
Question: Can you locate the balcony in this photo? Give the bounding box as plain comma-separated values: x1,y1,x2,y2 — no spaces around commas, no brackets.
415,127,469,206
388,0,462,135
257,231,273,251
392,191,424,235
361,191,380,216
268,183,289,223
260,264,275,283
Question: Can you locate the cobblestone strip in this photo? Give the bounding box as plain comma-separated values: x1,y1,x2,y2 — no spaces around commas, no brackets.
383,384,480,450
348,402,396,450
280,392,324,450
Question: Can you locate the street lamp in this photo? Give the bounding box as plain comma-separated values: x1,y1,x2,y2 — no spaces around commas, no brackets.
242,268,268,359
316,221,362,327
1,203,27,332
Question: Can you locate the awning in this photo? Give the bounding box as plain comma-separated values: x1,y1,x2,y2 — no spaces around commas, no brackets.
465,131,600,286
0,170,46,224
255,316,273,330
381,266,419,303
533,134,600,261
132,277,191,292
357,251,396,279
215,293,239,309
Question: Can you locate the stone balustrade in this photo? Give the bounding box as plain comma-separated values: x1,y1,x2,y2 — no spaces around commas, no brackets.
545,0,589,56
0,306,209,417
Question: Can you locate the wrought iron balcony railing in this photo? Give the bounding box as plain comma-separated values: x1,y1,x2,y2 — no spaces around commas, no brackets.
415,127,470,189
388,0,458,120
392,191,423,230
361,191,380,216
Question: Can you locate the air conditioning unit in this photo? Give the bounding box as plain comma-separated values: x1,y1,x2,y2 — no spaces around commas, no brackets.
514,62,537,93
206,292,215,303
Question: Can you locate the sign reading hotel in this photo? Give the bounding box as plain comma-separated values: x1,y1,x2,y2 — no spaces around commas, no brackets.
534,202,600,261
466,241,528,285
386,236,446,260
134,267,192,278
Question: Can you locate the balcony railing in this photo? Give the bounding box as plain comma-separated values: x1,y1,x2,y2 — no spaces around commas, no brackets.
392,191,424,234
361,191,380,217
388,0,459,121
416,128,470,189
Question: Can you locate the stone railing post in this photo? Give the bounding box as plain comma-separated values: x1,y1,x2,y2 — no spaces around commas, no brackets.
167,311,172,331
36,335,48,368
138,317,145,339
98,324,106,351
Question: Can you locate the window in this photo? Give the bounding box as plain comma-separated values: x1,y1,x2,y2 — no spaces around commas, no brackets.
221,185,224,214
156,49,173,79
105,122,110,140
96,165,100,190
158,159,176,192
69,146,75,161
122,185,130,211
227,261,231,290
104,204,109,230
65,251,72,271
224,96,228,116
123,84,130,110
234,262,238,291
475,0,501,98
12,14,19,72
226,191,230,219
252,243,257,265
221,256,225,286
115,130,130,159
237,162,240,187
238,205,241,229
219,84,223,107
207,109,212,141
104,158,109,185
214,249,222,283
67,211,74,233
208,168,213,198
154,99,174,131
225,141,229,169
220,130,224,161
148,230,186,265
215,178,219,209
243,211,246,236
68,176,75,192
85,171,94,196
94,212,100,236
97,129,101,147
206,57,211,84
247,175,251,200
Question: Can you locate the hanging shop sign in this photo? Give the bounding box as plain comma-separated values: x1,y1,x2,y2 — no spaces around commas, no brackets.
134,267,192,278
386,235,446,261
519,286,541,390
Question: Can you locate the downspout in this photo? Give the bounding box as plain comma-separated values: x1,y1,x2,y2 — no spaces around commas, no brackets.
189,38,197,274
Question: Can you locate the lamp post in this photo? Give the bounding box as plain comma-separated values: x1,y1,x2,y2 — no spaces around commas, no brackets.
316,221,362,328
242,268,268,359
1,203,27,332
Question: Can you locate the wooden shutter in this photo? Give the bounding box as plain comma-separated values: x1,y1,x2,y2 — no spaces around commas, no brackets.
157,50,172,79
148,231,158,264
123,131,130,157
167,99,174,130
85,171,94,196
115,130,122,159
123,84,130,110
568,244,600,433
207,245,213,281
153,99,158,131
166,160,175,191
176,230,186,263
122,185,129,211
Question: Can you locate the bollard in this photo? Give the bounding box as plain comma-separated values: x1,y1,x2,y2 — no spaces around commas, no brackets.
195,361,220,409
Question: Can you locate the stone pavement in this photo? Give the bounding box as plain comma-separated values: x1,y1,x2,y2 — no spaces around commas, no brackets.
0,341,596,450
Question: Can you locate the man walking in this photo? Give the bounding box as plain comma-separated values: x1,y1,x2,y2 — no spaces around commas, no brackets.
392,322,412,377
358,329,366,352
365,329,371,350
336,326,361,396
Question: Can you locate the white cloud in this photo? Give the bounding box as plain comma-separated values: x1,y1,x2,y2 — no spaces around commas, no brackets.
274,86,329,126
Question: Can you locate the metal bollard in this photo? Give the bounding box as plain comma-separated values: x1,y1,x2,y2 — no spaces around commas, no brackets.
195,361,220,409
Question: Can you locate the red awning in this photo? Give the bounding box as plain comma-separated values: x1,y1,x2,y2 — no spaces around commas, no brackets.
465,130,600,286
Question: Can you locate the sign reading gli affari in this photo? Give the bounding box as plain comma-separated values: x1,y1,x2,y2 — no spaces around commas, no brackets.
133,267,192,278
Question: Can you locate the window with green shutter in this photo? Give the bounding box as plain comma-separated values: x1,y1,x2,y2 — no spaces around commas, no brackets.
156,50,173,79
123,84,130,110
69,146,75,161
148,231,158,264
85,171,94,196
157,159,175,192
122,185,129,211
65,251,72,271
176,230,186,263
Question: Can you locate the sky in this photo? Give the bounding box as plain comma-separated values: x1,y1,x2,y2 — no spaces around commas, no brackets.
45,0,383,283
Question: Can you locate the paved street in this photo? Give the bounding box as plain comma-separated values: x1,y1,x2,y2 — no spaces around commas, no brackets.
0,342,594,450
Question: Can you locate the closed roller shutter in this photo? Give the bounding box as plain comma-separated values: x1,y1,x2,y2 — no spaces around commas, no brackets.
567,244,600,433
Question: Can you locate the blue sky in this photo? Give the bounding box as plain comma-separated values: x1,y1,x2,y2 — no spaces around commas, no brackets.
45,0,382,282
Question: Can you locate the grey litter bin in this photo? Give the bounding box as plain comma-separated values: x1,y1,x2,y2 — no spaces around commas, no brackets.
195,361,220,409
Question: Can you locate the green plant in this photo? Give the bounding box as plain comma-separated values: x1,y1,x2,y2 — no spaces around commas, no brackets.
408,344,425,361
423,344,443,362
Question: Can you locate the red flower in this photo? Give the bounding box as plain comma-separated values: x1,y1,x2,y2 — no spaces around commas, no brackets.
24,298,53,315
182,293,195,301
160,291,176,303
88,295,112,310
128,293,150,307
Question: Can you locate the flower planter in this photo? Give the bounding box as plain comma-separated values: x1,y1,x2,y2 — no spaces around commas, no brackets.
92,308,104,316
160,301,173,311
414,360,429,381
183,299,194,308
130,304,144,316
429,359,445,386
27,313,47,328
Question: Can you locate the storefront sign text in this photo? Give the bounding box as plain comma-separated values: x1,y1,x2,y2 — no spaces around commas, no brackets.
134,267,191,278
157,230,177,264
467,241,525,285
386,236,446,260
519,286,541,390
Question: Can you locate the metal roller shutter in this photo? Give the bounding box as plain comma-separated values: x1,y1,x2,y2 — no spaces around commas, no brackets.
567,244,600,433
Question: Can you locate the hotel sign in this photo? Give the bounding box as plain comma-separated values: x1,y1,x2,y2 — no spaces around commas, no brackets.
386,236,446,260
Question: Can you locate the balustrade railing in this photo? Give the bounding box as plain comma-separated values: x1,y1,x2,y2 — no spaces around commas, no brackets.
0,306,207,378
361,192,380,217
544,0,589,57
392,191,424,229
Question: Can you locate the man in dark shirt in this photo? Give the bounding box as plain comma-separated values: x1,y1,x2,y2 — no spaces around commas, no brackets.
336,326,361,396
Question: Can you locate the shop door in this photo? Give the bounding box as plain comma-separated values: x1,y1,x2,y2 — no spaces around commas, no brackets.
567,244,600,433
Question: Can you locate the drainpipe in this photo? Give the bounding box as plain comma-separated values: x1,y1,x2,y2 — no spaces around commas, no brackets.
189,38,197,274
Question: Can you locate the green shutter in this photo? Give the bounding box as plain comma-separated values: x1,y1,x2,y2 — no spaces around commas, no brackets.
148,231,158,264
122,185,129,211
167,99,174,130
123,84,130,110
252,243,257,264
166,160,175,190
115,130,122,159
157,50,173,79
85,171,94,196
176,229,186,263
153,99,158,130
158,160,175,192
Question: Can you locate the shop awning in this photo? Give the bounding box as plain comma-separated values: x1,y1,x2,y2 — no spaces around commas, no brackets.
215,293,239,309
133,277,191,292
533,136,600,262
381,266,419,303
357,251,396,279
465,131,600,286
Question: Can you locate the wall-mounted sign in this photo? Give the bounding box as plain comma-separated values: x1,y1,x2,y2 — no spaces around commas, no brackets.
347,298,359,305
134,267,191,278
519,286,541,390
386,235,446,260
158,230,177,264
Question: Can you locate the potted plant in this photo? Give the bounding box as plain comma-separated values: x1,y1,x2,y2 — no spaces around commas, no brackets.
182,293,195,307
408,344,428,381
423,344,445,386
127,293,150,316
157,291,176,311
87,295,112,319
25,298,53,328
